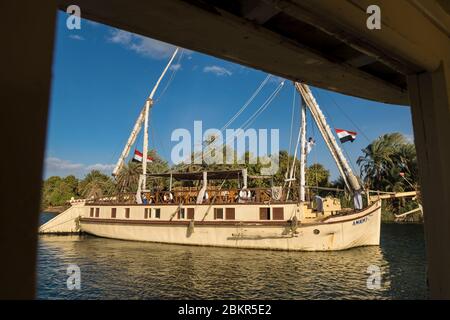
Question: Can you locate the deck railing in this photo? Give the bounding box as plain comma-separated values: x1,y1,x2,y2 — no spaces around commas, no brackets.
86,186,307,205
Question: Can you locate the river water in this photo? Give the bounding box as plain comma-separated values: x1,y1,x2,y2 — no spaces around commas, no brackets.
37,213,427,299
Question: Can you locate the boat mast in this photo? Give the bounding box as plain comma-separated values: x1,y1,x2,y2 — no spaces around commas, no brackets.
141,47,179,190
299,97,307,202
294,82,363,196
112,107,145,176
285,93,307,201
112,47,179,182
285,105,301,200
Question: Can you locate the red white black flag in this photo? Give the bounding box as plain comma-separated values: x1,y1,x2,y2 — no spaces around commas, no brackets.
132,149,154,163
335,128,357,143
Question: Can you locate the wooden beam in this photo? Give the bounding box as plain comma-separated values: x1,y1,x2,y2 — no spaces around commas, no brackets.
268,0,421,75
56,0,409,105
242,0,280,24
407,60,450,299
346,54,378,68
286,0,449,73
369,191,417,201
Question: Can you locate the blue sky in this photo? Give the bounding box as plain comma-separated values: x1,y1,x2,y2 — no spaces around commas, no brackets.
44,12,414,180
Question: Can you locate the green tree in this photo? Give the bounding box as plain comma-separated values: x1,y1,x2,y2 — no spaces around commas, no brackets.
41,175,80,207
306,163,330,187
79,170,115,198
145,149,170,190
63,175,79,195
357,133,418,192
116,162,141,193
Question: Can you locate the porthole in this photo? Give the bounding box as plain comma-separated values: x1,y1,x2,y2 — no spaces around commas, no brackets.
313,229,320,235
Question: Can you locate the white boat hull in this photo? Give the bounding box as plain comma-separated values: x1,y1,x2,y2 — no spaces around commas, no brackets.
78,201,381,251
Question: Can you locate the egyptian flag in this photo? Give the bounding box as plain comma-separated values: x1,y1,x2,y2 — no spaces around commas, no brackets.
335,128,357,143
132,149,154,163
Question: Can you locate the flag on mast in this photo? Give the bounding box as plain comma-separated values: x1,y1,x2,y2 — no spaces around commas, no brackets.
335,128,357,143
132,149,154,163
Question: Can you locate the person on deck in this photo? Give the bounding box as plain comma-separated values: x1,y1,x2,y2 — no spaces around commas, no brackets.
142,193,148,205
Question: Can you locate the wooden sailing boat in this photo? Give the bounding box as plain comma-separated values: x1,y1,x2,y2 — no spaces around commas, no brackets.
40,48,383,251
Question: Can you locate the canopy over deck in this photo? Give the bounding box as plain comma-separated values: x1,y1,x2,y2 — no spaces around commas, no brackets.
147,169,246,181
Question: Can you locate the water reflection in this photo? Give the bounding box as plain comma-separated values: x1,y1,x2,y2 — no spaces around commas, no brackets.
37,215,427,299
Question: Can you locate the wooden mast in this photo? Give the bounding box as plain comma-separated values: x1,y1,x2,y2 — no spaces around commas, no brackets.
299,97,307,202
141,47,179,190
112,106,145,176
112,48,179,186
285,100,301,200
286,92,307,202
294,82,363,196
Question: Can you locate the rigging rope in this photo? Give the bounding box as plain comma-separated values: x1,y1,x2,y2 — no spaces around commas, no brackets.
131,73,284,179
138,49,185,174
188,79,285,169
155,49,184,103
324,90,371,144
313,88,359,177
114,49,184,173
239,81,285,131
218,74,271,133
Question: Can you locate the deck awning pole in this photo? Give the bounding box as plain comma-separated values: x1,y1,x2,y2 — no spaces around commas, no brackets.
203,171,207,188
242,168,248,189
196,172,208,204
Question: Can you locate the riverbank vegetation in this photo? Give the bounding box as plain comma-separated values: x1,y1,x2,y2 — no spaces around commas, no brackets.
357,133,420,222
41,132,420,221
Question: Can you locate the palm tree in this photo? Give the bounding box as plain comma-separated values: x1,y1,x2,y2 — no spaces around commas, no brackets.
357,133,417,191
357,133,401,188
79,170,115,199
116,162,141,193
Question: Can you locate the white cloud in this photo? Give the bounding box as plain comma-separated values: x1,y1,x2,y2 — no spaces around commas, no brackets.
404,133,415,143
170,63,182,71
69,34,85,41
203,65,232,76
108,29,132,45
45,157,84,171
107,29,179,59
86,163,116,171
44,157,115,178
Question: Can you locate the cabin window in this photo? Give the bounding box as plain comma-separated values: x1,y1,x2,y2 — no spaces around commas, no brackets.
225,208,235,220
214,208,224,220
144,208,151,219
111,208,117,218
154,208,161,219
95,208,100,218
259,207,270,220
90,208,94,217
125,208,130,219
178,208,186,219
272,208,284,220
187,208,195,220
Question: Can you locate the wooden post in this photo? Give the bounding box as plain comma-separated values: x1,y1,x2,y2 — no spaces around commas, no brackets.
0,2,56,298
407,61,450,299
